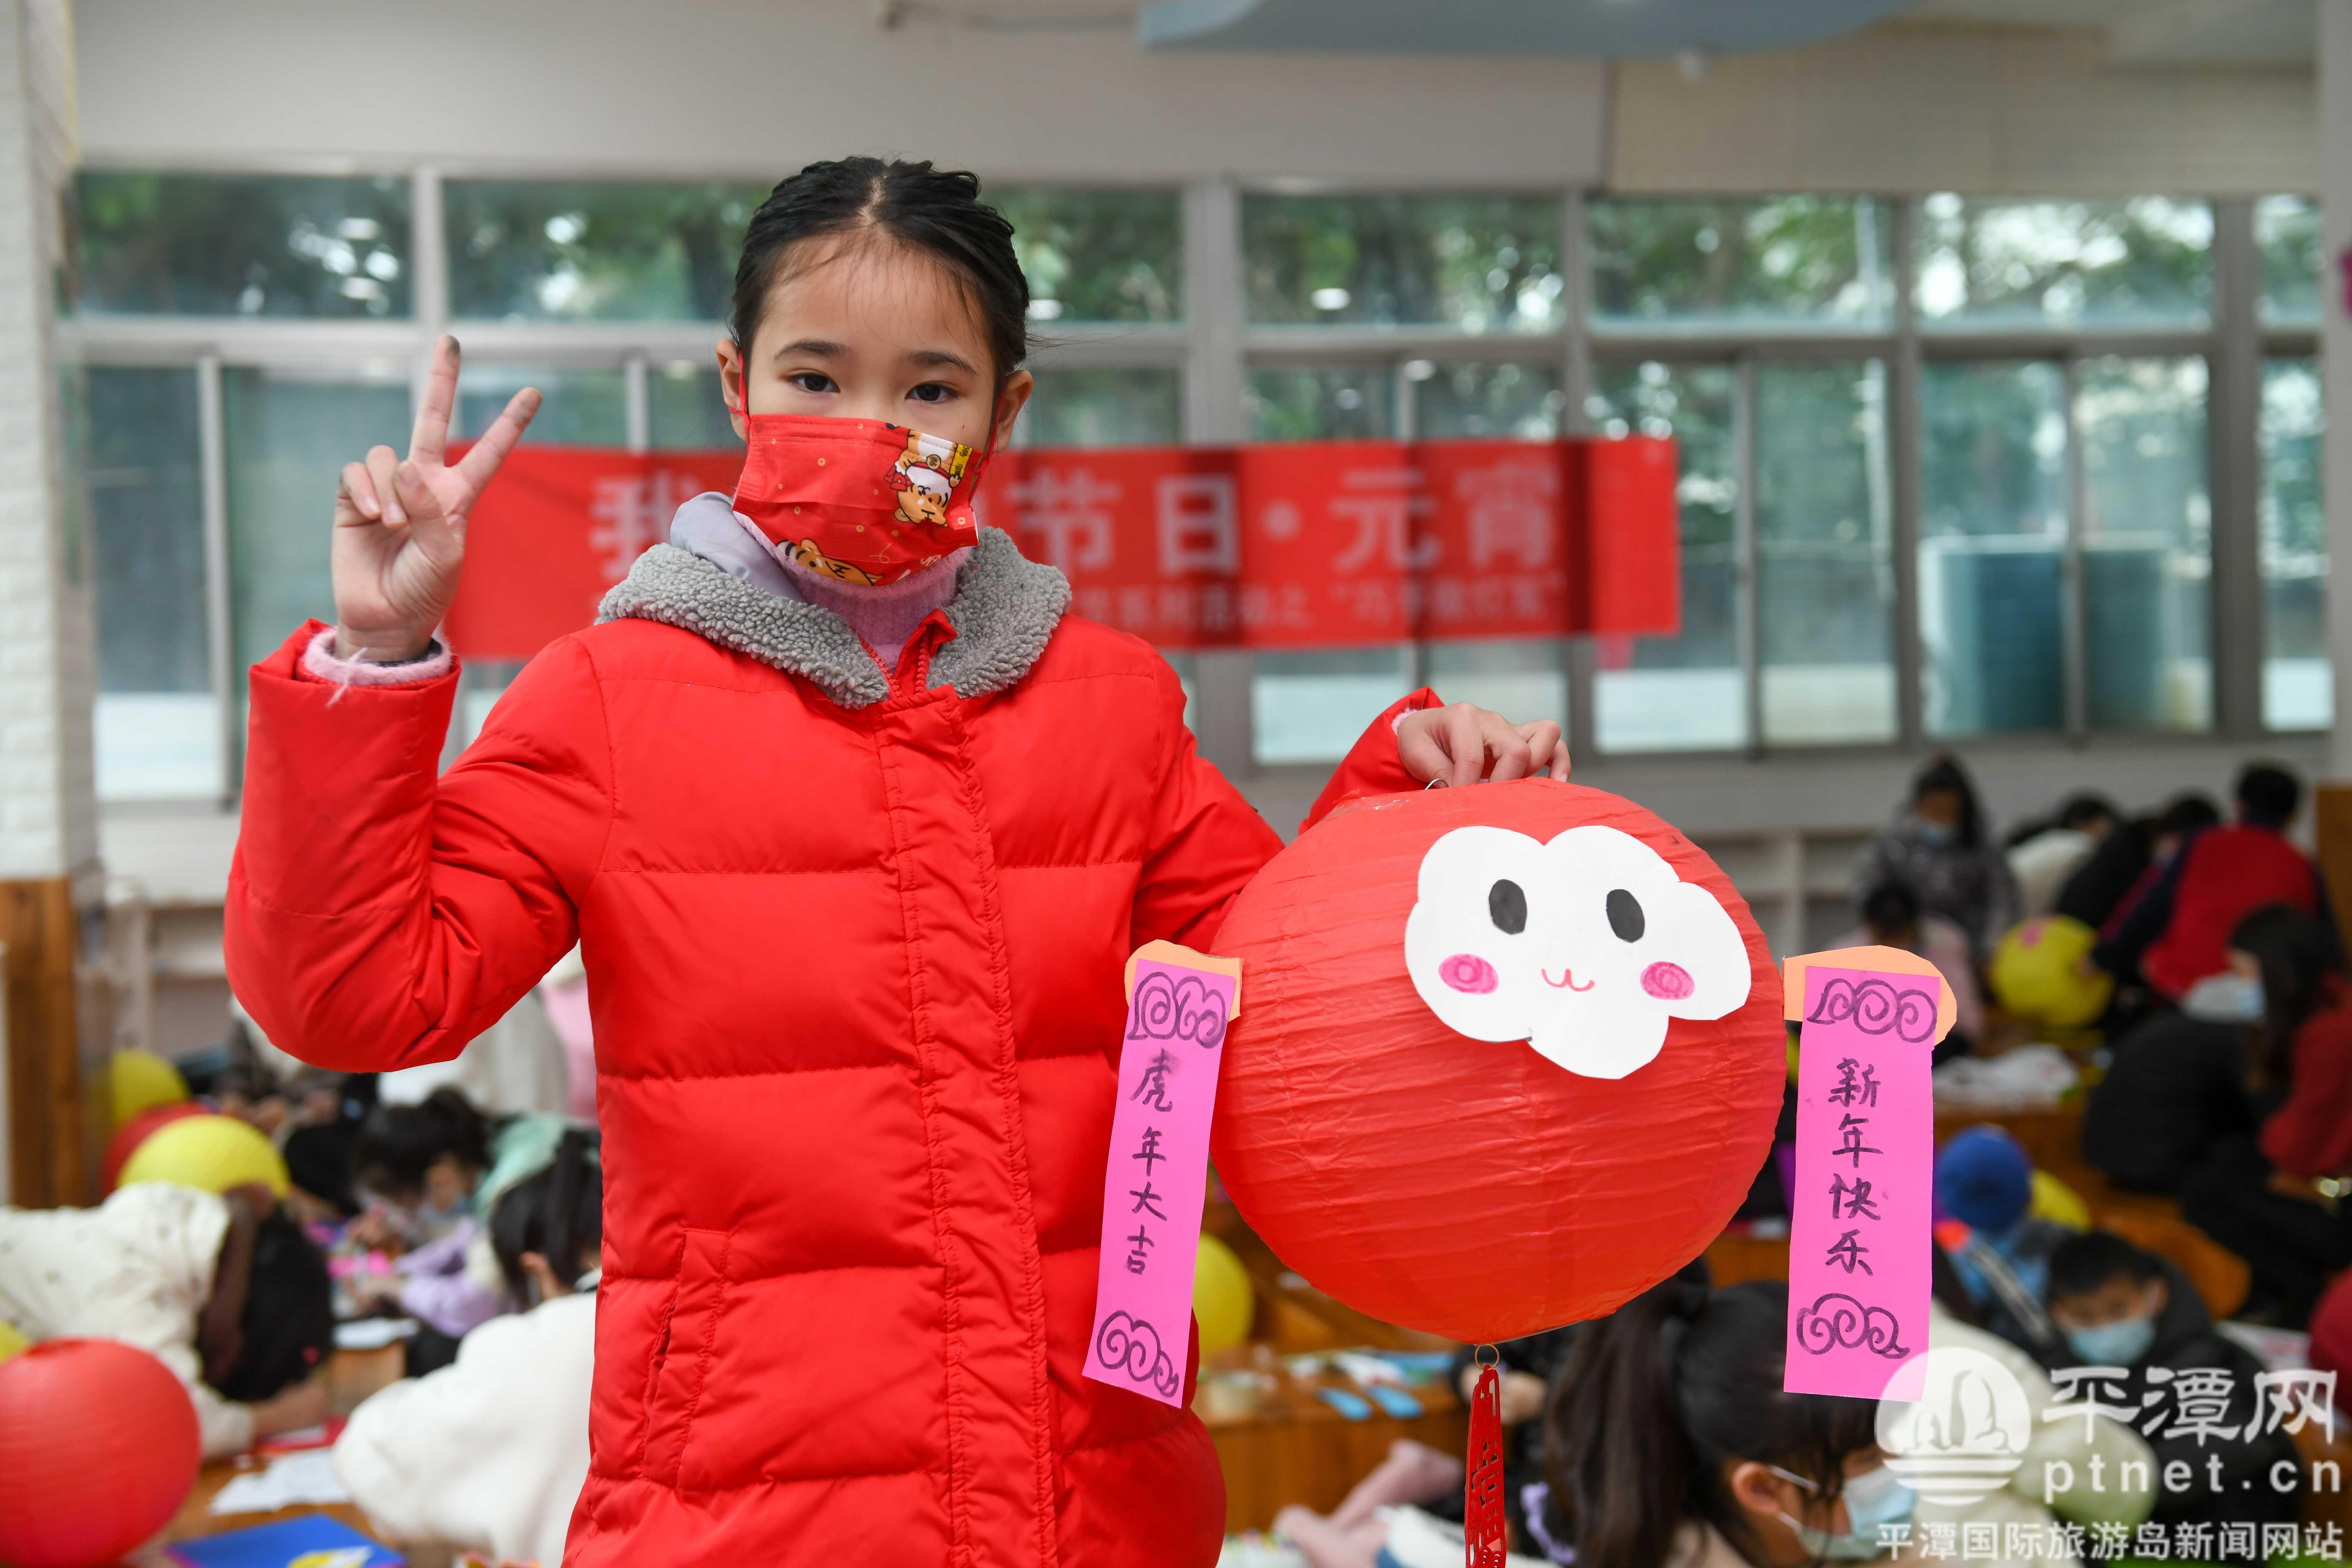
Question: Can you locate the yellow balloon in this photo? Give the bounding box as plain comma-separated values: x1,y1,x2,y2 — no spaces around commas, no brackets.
2030,1168,2092,1231
118,1113,289,1198
1990,915,2115,1031
107,1049,189,1131
1193,1234,1255,1354
0,1319,28,1362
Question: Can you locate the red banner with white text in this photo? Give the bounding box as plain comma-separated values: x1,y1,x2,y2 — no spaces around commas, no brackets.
443,436,1679,662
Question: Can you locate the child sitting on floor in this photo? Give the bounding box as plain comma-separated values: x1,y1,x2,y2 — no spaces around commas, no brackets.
1916,1250,2156,1565
335,1128,603,1567
2043,1230,2298,1557
1932,1126,2074,1363
1544,1276,1899,1568
349,1086,588,1374
2178,904,2352,1324
0,1180,335,1456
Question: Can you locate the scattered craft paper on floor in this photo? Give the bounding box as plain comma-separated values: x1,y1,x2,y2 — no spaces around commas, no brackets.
333,1317,418,1352
207,1449,350,1515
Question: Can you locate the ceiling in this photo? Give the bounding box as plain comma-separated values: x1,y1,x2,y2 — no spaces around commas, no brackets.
1909,0,2313,61
1135,0,1919,57
898,0,2315,63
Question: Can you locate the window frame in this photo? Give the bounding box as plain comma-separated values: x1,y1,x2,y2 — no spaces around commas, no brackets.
54,162,2324,807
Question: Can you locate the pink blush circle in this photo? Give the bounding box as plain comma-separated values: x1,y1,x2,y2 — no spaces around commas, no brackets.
1640,961,1694,1001
1439,954,1499,994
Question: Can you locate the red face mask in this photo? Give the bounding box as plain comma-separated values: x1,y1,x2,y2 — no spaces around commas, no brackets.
730,414,990,587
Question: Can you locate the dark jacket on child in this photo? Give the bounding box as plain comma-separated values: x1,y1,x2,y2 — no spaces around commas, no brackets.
2056,819,2154,933
2082,1013,2257,1194
2084,1260,2301,1546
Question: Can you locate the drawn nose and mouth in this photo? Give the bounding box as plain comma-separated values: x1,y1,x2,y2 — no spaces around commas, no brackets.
1437,876,1653,995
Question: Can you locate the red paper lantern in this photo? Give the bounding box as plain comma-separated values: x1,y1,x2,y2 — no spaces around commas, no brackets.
102,1100,206,1192
0,1338,201,1567
1211,779,1783,1343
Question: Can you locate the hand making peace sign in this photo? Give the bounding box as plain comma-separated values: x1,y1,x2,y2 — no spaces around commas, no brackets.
331,335,540,662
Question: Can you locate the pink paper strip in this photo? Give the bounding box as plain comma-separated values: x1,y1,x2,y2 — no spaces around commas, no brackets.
1084,957,1237,1407
1785,965,1933,1402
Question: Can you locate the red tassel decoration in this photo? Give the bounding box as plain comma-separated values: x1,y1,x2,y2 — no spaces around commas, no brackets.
1465,1351,1506,1567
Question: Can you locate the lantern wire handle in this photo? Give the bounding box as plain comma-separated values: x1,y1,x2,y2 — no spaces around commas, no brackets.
1424,777,1449,790
1472,1343,1499,1369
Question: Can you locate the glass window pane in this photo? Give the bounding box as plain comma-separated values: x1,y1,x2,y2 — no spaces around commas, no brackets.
1424,640,1567,730
1412,361,1563,439
1161,650,1199,733
2261,357,2327,731
1252,646,1413,765
648,363,738,450
2078,356,2211,732
2257,196,2321,326
446,180,765,322
1757,361,1895,745
225,367,411,680
1918,361,2069,737
1588,196,1894,329
1015,367,1182,448
73,366,220,799
1247,366,1394,441
71,172,412,318
453,659,529,752
1588,363,1743,753
452,365,628,447
991,188,1182,324
1915,196,2212,329
1242,194,1564,332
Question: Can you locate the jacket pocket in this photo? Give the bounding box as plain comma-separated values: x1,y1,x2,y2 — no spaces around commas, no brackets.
639,1227,731,1486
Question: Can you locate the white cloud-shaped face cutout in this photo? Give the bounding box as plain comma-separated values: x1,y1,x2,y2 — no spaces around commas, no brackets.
1403,824,1753,1080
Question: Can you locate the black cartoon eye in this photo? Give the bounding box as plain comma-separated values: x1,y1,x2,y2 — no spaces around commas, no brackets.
1606,889,1645,942
1488,879,1527,935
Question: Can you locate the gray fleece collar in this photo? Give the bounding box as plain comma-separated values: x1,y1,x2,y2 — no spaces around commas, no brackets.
596,526,1070,710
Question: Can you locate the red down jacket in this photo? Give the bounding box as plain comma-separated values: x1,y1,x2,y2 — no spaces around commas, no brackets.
227,530,1429,1566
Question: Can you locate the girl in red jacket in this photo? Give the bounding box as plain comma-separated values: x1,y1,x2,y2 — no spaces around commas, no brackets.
228,157,1566,1568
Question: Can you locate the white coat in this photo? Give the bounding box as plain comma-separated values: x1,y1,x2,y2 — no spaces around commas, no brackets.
0,1182,256,1456
334,1290,594,1566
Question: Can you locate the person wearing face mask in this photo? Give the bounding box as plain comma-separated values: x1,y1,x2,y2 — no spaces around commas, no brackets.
1915,1253,2155,1565
2177,906,2352,1324
2044,1232,2299,1555
1853,755,2017,962
1537,1276,1905,1568
225,157,1573,1568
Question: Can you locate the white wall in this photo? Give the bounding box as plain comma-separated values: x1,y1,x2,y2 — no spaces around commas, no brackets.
72,0,1607,183
1612,21,2316,195
2323,0,2352,777
1,0,93,885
